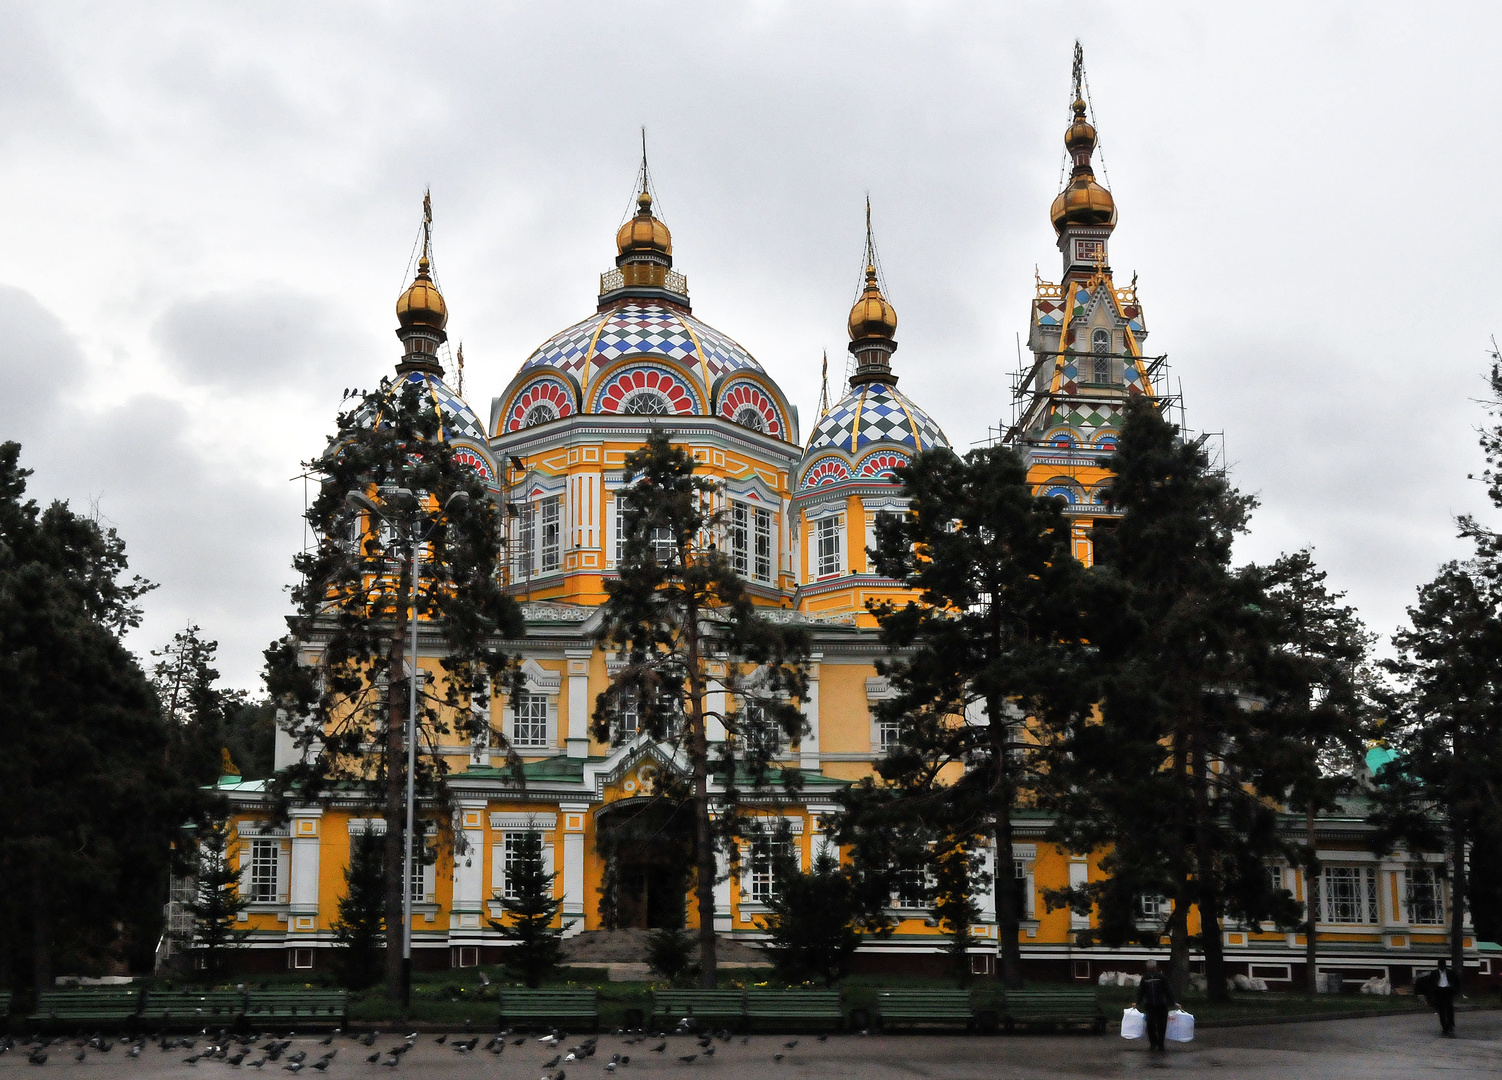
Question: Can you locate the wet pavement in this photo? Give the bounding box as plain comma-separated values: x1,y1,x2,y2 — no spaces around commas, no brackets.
5,1009,1502,1079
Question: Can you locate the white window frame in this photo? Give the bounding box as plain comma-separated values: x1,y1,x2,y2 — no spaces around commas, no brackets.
614,493,675,567
1316,866,1379,925
1406,866,1446,926
249,839,280,903
753,505,773,583
539,496,561,572
511,692,550,749
746,837,790,903
815,515,843,579
491,831,555,902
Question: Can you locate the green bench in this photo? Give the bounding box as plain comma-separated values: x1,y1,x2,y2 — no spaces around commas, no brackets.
745,989,842,1032
29,988,143,1029
498,989,598,1032
875,989,975,1031
243,988,348,1030
1004,988,1104,1034
651,990,746,1030
140,990,246,1029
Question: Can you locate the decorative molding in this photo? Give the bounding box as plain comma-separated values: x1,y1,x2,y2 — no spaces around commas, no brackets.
490,812,558,831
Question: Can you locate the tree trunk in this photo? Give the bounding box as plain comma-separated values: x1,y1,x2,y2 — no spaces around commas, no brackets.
32,870,51,1006
1304,806,1319,995
990,698,1022,990
1167,896,1189,998
1450,811,1467,994
1192,739,1228,1002
383,631,408,1002
684,616,718,989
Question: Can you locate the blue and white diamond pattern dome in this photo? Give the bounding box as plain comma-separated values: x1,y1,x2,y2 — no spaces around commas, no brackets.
805,382,949,457
353,370,497,486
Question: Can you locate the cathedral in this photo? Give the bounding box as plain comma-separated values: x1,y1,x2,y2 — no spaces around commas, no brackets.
216,77,1479,988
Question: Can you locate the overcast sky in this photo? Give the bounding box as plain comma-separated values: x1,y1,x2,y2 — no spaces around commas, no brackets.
1,2,1498,691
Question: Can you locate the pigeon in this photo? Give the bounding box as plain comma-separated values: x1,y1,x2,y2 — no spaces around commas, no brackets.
229,1052,248,1066
454,1038,479,1054
696,1037,711,1049
564,1053,577,1063
380,1057,399,1068
783,1040,798,1050
128,1045,143,1059
773,1053,784,1062
740,1037,750,1046
542,1055,561,1069
310,1060,331,1072
185,1053,205,1065
320,1033,338,1047
246,1057,268,1069
434,1036,446,1046
620,1058,630,1066
288,1051,308,1065
513,1039,526,1047
650,1043,667,1054
701,1047,714,1058
27,1051,46,1066
604,1065,616,1073
677,1054,697,1065
74,1050,86,1063
817,1034,828,1042
365,1053,381,1063
284,1062,305,1073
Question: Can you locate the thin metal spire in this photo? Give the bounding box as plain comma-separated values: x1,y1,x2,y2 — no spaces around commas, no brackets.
818,350,831,418
455,342,464,396
422,189,433,262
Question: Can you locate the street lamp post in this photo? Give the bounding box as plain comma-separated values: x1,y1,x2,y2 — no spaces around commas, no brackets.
346,486,469,1010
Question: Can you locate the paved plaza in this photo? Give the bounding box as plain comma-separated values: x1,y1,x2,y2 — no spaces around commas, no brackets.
6,1011,1502,1080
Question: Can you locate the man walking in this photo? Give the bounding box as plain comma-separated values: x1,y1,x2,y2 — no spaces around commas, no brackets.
1136,959,1176,1051
1433,958,1457,1036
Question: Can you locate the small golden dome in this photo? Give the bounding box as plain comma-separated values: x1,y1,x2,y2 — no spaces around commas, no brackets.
616,190,673,258
848,265,898,342
396,257,448,331
1065,97,1096,152
1050,176,1117,232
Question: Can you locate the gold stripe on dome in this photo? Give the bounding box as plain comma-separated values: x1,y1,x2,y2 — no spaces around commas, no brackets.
847,385,869,451
673,313,714,396
890,391,925,452
579,315,613,410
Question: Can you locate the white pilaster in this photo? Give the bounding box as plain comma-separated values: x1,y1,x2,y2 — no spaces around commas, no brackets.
565,650,592,744
713,844,732,932
450,801,486,931
288,809,323,930
559,803,588,935
799,656,822,770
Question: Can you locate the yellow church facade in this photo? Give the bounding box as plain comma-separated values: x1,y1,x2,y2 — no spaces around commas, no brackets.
215,84,1479,989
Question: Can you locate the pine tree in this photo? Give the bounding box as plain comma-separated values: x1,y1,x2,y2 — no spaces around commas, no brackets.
1256,550,1375,993
264,378,524,1000
183,818,251,980
1370,564,1502,990
488,830,571,988
848,444,1093,989
0,441,196,998
590,429,809,988
1045,401,1307,1002
332,825,386,990
759,847,865,987
152,625,235,786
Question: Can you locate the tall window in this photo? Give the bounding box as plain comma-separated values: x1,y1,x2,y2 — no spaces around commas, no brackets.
539,497,561,572
893,865,930,910
499,833,541,900
877,716,901,751
727,502,775,584
816,516,842,578
1407,867,1446,925
512,693,549,748
1013,860,1030,920
409,835,427,904
517,502,535,577
615,691,639,738
1139,893,1168,920
615,495,675,566
1317,866,1378,924
249,840,279,903
1091,328,1111,384
747,838,789,903
1269,865,1284,894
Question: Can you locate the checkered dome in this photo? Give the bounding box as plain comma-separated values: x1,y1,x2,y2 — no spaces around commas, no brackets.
804,382,950,459
516,301,771,416
358,370,490,443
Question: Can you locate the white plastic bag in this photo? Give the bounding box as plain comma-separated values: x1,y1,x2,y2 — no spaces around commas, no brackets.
1166,1009,1195,1043
1120,1007,1145,1040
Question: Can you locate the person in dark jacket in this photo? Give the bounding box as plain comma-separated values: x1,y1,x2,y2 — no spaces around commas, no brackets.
1432,958,1457,1035
1136,959,1176,1050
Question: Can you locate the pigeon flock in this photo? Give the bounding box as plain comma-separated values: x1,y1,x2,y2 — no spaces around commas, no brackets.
0,1016,857,1075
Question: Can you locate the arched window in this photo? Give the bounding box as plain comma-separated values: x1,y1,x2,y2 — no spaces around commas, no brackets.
1091,329,1111,383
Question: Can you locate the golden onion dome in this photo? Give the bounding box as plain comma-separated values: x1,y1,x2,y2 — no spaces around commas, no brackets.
616,190,673,258
1065,97,1096,152
1050,96,1117,233
848,265,898,342
396,257,448,331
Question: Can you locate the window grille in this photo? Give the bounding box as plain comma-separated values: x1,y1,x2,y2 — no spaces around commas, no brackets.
747,838,789,902
1317,867,1378,924
753,506,773,582
513,692,549,748
249,840,279,903
539,497,561,572
816,516,842,578
1407,867,1446,925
